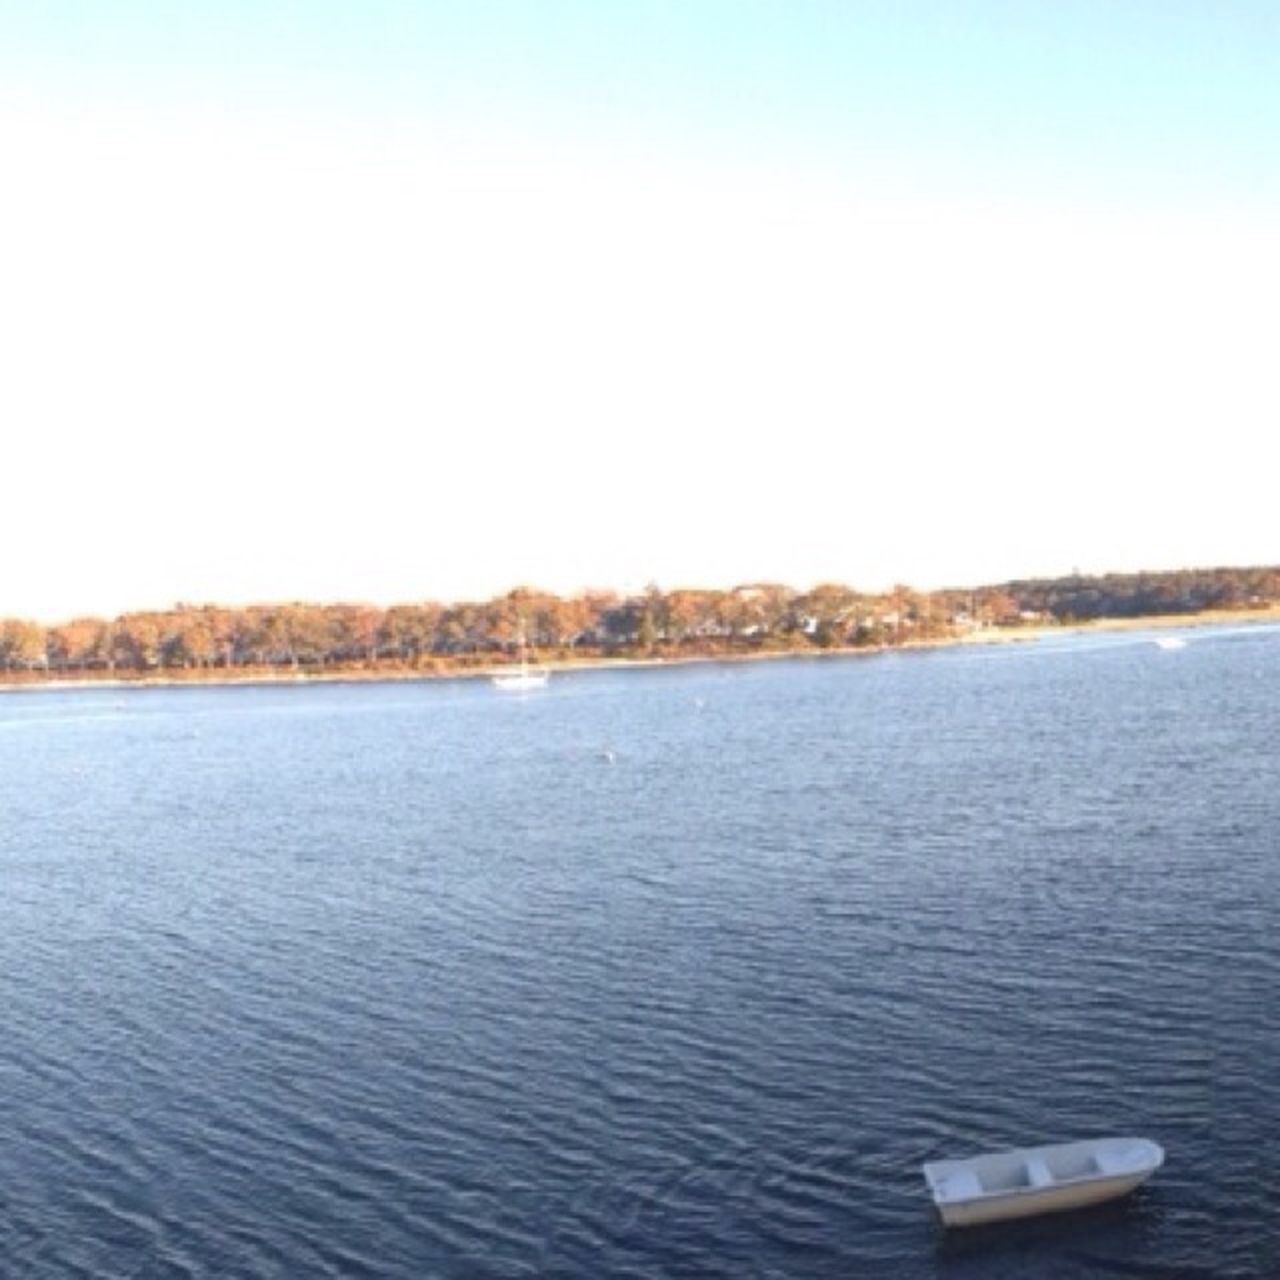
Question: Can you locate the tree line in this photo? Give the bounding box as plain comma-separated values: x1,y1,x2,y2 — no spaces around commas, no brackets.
2,565,1277,677
1003,565,1280,621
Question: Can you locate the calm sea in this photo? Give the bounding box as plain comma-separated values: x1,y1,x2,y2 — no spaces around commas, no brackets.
1,625,1278,1278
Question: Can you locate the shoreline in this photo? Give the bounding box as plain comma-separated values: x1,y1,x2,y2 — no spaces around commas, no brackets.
3,606,1278,693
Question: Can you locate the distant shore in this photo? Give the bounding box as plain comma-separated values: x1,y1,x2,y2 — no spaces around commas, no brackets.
3,605,1278,693
945,606,1269,639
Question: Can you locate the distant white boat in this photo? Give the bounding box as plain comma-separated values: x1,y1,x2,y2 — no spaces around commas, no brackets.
923,1136,1164,1227
1154,636,1187,650
491,665,549,691
491,632,549,691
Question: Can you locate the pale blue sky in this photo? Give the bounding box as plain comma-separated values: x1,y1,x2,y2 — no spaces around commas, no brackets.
7,2,1277,191
2,3,1277,617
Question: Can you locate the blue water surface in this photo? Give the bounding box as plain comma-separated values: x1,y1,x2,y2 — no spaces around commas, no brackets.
1,625,1277,1277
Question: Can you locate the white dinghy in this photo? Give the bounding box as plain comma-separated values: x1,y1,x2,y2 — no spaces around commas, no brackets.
923,1136,1163,1227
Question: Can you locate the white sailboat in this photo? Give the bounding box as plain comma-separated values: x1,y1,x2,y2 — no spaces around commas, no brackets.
491,630,550,691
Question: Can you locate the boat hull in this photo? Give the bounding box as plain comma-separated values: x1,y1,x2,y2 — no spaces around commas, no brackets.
935,1170,1153,1226
491,673,549,690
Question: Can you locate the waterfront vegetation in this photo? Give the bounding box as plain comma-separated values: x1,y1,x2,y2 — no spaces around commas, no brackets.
3,564,1279,682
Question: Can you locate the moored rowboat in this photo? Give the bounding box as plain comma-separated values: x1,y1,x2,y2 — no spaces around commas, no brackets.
923,1136,1163,1227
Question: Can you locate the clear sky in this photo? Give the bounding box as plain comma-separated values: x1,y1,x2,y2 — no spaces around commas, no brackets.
2,2,1277,620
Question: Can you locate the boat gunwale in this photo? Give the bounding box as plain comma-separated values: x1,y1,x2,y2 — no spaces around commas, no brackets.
927,1168,1149,1209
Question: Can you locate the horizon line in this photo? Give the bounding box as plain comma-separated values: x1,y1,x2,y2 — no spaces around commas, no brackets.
10,559,1279,629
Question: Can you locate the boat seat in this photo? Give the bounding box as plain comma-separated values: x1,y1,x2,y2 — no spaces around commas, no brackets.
935,1168,983,1202
1025,1156,1055,1188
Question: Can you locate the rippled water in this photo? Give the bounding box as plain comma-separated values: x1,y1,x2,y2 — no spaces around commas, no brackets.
2,625,1278,1277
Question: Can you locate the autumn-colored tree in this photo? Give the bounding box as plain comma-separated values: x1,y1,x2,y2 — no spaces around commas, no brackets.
113,613,166,669
976,590,1020,626
328,604,384,663
282,604,333,665
0,619,45,669
635,582,668,652
487,590,529,653
253,607,297,666
543,594,594,648
437,602,485,654
190,606,246,667
42,617,103,669
163,613,218,667
662,589,706,645
379,604,442,664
